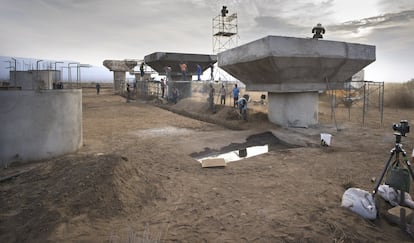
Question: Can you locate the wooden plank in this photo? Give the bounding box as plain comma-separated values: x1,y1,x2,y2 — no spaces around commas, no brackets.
201,158,226,168
0,168,33,183
388,206,412,218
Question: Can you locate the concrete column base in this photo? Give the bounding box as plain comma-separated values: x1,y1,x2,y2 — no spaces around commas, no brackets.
0,90,83,166
268,92,318,128
113,71,126,94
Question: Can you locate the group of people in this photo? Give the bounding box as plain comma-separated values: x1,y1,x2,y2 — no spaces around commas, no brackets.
208,83,248,120
160,78,179,104
231,83,248,120
178,62,215,81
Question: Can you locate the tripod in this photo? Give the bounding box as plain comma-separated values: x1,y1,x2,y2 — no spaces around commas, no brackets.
373,133,414,203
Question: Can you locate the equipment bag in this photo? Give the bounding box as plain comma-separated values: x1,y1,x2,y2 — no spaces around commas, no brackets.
385,166,410,193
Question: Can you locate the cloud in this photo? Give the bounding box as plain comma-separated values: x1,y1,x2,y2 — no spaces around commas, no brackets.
0,0,217,65
247,15,305,38
378,0,414,12
322,8,414,82
0,0,413,81
234,0,337,42
328,10,414,33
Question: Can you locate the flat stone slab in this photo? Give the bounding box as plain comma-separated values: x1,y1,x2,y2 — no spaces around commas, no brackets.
218,36,376,92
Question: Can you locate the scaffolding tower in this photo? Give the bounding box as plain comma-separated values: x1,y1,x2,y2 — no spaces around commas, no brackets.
212,6,238,54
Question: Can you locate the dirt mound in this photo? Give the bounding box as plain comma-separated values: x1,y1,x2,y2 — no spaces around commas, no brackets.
0,153,165,242
113,155,166,211
165,98,272,131
173,97,210,114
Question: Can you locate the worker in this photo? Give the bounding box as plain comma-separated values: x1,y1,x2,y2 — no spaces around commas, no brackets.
312,23,325,39
126,83,131,103
219,84,226,105
179,62,187,81
96,83,100,95
196,64,202,81
237,95,249,120
232,83,239,108
208,83,216,113
140,63,145,80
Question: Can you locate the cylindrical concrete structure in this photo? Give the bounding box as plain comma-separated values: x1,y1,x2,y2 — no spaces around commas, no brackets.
0,90,83,166
268,92,318,128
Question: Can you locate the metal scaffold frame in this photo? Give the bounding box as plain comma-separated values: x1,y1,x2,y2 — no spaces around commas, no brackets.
211,6,239,82
362,81,385,125
212,8,238,54
327,80,385,126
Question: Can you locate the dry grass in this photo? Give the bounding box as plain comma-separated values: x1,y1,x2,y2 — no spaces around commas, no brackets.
385,80,414,108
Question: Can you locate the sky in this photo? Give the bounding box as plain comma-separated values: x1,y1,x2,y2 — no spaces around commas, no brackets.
0,0,413,82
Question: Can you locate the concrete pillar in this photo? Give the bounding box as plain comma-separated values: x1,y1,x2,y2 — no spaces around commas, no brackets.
268,92,318,128
167,80,172,100
113,71,126,93
103,60,137,94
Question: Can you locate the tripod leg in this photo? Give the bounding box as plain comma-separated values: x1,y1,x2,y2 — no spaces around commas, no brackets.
400,207,407,231
373,151,395,197
404,159,414,182
400,158,414,206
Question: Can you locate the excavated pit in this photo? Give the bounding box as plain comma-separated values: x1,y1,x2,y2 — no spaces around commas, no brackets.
191,131,299,163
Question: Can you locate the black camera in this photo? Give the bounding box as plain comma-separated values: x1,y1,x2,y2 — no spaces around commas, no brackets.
393,120,410,136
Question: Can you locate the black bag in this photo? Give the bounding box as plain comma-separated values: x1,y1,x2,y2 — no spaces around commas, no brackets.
239,148,247,157
385,166,410,192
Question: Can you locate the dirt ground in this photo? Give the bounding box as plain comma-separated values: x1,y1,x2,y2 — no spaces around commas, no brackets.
2,85,414,242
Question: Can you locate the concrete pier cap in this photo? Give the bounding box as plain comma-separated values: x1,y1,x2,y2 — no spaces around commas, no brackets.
144,52,217,99
103,60,138,93
144,52,217,81
218,35,376,127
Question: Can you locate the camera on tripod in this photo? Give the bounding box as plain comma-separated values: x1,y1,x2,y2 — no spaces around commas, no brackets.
372,119,413,201
392,120,410,137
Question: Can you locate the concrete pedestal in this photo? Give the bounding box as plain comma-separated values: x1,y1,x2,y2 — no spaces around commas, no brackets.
268,92,318,127
113,71,126,94
0,90,83,166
